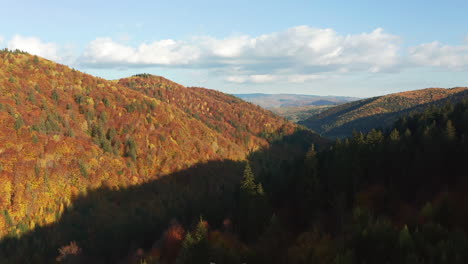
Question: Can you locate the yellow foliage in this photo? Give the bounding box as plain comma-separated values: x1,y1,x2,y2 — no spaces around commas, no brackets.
89,158,99,168
0,179,12,207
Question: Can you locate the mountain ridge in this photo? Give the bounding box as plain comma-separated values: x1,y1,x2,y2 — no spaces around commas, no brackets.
299,87,468,138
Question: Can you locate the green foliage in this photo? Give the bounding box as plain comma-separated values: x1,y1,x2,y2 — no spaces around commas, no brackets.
27,92,36,103
78,161,89,179
31,112,63,134
2,210,14,227
14,116,24,130
125,137,137,162
389,128,400,141
51,89,59,102
102,97,110,107
133,73,152,78
445,119,456,141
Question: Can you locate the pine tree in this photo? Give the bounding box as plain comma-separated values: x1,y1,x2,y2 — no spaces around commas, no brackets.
445,120,456,141
301,144,320,219
238,162,270,242
404,128,412,138
389,128,400,142
125,137,137,162
241,162,256,195
176,218,209,264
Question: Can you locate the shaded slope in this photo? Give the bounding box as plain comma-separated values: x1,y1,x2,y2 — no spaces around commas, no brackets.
299,87,468,138
0,130,325,263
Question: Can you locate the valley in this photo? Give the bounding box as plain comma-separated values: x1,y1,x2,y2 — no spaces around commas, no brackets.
1,50,468,263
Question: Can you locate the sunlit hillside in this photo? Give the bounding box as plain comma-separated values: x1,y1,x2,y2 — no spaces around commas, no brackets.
0,50,298,240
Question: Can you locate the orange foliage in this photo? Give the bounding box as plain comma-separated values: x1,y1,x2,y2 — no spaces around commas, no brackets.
0,51,298,238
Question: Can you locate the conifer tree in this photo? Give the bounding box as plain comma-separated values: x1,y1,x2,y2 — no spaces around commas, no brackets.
176,218,209,264
445,120,456,141
389,128,400,142
238,162,270,242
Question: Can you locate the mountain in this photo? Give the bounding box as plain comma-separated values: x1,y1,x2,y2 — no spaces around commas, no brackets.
233,93,358,108
299,87,468,138
3,49,468,264
0,50,322,246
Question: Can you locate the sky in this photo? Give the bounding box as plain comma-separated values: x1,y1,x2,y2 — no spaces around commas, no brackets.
1,0,467,97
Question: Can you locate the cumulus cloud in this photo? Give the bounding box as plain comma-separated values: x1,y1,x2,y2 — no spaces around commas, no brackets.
226,73,326,84
409,41,468,69
79,26,402,76
223,26,401,72
80,38,200,67
8,35,61,61
6,26,468,85
226,74,279,84
0,35,4,45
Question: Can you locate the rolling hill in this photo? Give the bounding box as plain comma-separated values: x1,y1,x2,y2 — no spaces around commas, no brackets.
299,87,468,138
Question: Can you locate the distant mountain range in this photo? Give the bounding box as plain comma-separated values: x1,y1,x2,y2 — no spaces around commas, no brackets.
299,87,468,138
233,93,359,108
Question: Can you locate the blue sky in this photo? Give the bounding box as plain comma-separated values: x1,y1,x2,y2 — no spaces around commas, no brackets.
1,0,467,97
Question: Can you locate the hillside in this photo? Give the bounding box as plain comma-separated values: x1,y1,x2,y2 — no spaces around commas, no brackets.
299,87,468,138
0,50,309,244
117,74,293,143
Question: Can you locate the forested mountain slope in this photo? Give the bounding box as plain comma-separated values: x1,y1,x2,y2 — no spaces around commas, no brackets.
2,49,468,263
0,50,304,243
300,87,468,138
118,74,292,143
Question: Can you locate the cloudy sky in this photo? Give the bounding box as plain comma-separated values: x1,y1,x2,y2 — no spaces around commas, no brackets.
1,0,467,97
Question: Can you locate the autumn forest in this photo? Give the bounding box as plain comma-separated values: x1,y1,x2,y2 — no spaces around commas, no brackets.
1,49,468,264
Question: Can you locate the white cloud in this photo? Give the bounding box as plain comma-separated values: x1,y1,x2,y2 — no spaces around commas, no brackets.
8,35,61,61
226,74,278,83
409,41,468,69
287,74,324,83
7,26,468,87
0,35,4,45
80,37,200,67
80,26,402,77
198,35,254,58
226,73,326,84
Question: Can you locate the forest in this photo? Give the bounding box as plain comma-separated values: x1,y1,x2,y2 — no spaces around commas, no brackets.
300,87,468,138
1,50,468,263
